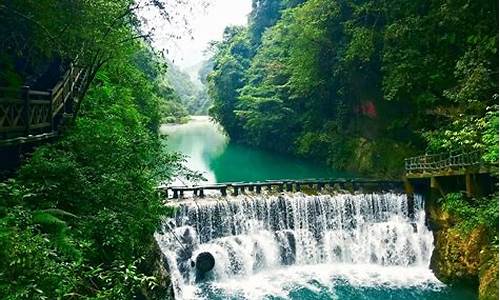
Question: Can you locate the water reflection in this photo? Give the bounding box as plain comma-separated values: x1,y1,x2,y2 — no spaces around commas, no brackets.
160,116,350,183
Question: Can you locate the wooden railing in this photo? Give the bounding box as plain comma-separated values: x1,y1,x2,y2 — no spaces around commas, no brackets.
405,151,483,174
0,64,89,146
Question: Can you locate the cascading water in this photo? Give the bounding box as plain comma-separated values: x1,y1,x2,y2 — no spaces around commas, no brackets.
155,193,475,300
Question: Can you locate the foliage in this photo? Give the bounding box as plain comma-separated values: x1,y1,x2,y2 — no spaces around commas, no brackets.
208,0,499,177
440,192,499,239
0,41,185,299
165,61,211,116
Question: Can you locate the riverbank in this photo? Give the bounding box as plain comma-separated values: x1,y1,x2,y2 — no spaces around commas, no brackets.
426,189,499,300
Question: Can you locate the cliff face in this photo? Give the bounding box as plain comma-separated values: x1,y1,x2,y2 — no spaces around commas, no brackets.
427,197,499,300
138,238,175,300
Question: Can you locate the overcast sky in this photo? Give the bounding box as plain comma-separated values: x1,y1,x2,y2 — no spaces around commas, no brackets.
141,0,252,71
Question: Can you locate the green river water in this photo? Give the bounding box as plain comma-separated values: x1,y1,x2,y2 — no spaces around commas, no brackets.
160,116,350,183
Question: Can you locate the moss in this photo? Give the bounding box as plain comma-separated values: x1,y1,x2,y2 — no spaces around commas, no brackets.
479,247,499,300
345,137,416,179
428,197,499,298
430,226,485,287
137,238,174,300
300,186,319,195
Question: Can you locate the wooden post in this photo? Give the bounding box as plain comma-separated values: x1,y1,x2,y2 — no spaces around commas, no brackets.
173,190,178,199
65,66,73,114
465,173,473,197
403,178,414,194
430,177,438,189
22,86,30,135
199,189,205,198
221,187,227,197
256,185,261,194
286,182,293,192
430,176,445,197
232,186,239,196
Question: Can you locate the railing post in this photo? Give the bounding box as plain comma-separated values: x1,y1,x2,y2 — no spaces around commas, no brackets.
22,86,30,135
48,89,54,131
465,173,474,197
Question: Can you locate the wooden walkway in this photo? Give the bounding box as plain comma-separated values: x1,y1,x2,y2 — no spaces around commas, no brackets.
0,63,89,146
405,151,496,178
160,178,403,199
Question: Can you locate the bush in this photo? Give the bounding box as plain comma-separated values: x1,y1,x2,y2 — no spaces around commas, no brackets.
440,192,499,238
0,50,180,299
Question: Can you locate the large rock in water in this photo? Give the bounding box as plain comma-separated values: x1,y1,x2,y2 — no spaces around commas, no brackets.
196,252,215,273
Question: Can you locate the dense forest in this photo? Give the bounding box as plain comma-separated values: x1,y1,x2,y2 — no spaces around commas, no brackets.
207,2,499,296
208,0,499,178
165,60,213,117
0,1,196,299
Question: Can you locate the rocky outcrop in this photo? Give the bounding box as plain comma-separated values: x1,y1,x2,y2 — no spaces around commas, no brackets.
479,246,499,300
427,197,498,300
137,238,175,300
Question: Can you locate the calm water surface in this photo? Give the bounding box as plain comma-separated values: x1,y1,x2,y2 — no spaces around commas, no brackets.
160,116,350,183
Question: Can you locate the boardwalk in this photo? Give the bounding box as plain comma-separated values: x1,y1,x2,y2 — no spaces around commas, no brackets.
404,150,497,197
405,151,496,178
0,64,90,146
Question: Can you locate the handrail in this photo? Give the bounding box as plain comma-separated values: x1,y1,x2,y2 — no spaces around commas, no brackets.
0,63,89,146
405,151,484,173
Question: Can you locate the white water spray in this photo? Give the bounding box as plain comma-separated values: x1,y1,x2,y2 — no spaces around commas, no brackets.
155,193,436,299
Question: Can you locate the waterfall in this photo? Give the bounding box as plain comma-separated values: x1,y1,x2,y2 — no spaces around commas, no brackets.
155,193,435,299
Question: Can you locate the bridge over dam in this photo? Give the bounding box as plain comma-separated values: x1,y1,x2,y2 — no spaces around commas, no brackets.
160,178,406,200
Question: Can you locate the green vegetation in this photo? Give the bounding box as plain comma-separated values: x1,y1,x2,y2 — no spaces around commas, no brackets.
208,0,499,177
166,60,213,116
0,47,182,299
0,1,194,298
440,192,499,239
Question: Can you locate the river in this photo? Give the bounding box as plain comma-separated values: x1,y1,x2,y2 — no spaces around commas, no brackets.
160,116,350,183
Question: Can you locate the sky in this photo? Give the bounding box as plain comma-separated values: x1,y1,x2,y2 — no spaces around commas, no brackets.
140,0,252,71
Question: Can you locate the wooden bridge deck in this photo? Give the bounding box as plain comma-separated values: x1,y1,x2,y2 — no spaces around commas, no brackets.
0,64,89,146
160,178,404,199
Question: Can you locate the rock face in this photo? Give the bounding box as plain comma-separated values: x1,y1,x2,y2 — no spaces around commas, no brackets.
479,247,499,300
137,238,175,300
427,197,499,300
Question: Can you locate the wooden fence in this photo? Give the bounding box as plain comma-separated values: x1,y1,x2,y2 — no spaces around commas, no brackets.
405,151,483,174
0,64,89,146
